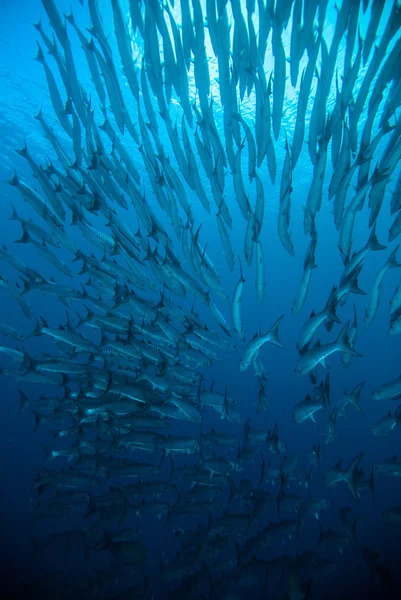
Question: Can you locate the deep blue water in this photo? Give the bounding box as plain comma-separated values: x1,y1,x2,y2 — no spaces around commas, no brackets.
0,0,401,598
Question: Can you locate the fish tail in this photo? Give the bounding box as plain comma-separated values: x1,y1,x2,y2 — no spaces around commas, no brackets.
367,224,386,252
64,9,75,25
35,41,45,64
7,173,19,187
267,314,285,348
15,224,30,244
347,269,366,295
15,144,28,158
325,286,341,324
351,381,366,413
337,322,362,358
40,443,53,465
32,410,43,433
27,317,44,339
386,244,401,269
17,390,28,414
345,452,364,502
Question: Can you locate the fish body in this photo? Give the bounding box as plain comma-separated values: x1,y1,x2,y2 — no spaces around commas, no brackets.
239,315,284,372
296,323,362,376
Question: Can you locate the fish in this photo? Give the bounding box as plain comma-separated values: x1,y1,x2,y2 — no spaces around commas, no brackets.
256,378,269,414
389,306,401,336
365,245,401,328
297,286,341,354
255,240,266,306
239,315,284,372
278,135,294,257
325,453,365,503
371,411,401,437
231,259,246,341
293,389,328,424
292,217,318,316
341,302,358,367
374,456,401,478
295,323,362,376
337,381,366,419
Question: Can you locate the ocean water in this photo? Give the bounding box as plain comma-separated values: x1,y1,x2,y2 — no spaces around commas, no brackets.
0,0,400,598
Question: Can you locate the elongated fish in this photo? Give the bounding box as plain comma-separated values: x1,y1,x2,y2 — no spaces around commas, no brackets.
296,322,362,376
239,315,284,372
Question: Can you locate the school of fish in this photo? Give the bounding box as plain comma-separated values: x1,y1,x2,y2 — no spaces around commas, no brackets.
1,0,401,597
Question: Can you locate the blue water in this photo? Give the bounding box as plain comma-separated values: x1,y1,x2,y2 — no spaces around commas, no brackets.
0,0,400,598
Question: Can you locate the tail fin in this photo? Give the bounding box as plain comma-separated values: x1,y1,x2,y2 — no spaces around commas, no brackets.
33,19,43,33
345,453,364,503
367,224,386,252
27,317,44,339
385,244,401,270
266,314,285,348
64,9,75,26
15,144,28,158
327,406,338,443
336,322,363,358
324,286,341,325
41,443,54,465
18,390,29,414
7,173,20,187
35,42,45,64
15,224,31,244
34,106,43,122
347,264,367,296
9,204,19,221
32,410,44,433
349,381,366,413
